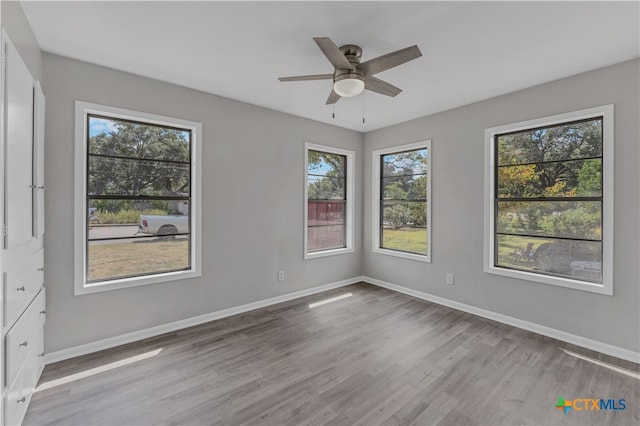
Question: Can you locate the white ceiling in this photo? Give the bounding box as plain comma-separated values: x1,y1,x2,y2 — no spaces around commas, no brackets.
21,1,640,132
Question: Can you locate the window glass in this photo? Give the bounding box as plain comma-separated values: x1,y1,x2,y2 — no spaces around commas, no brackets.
86,115,192,283
380,148,428,256
494,117,603,283
307,149,347,253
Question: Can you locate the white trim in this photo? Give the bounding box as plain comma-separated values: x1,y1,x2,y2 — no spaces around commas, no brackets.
46,275,639,365
484,105,614,295
0,31,5,426
45,276,364,364
371,140,431,263
363,276,639,364
73,101,203,295
304,142,355,259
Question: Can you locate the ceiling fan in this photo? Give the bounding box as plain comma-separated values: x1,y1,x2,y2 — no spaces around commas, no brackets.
279,37,422,105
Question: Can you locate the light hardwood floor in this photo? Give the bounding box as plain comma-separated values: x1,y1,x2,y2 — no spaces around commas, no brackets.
24,283,639,425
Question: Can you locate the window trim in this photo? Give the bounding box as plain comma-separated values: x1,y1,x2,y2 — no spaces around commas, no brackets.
304,142,354,259
372,140,432,263
74,101,202,295
484,105,614,295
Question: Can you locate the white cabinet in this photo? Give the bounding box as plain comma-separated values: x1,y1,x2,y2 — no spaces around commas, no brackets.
5,289,45,389
1,30,46,426
4,249,44,330
1,33,45,267
4,35,35,249
4,326,43,426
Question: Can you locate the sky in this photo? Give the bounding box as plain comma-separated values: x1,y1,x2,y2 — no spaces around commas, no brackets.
308,157,332,176
89,116,190,141
89,117,117,137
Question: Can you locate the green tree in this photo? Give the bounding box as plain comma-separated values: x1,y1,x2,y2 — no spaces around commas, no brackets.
576,159,602,196
307,151,345,200
497,119,601,197
384,204,412,229
496,119,605,263
383,181,407,200
88,120,190,198
381,149,428,227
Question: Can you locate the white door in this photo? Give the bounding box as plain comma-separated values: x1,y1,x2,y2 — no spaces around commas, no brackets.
3,34,35,249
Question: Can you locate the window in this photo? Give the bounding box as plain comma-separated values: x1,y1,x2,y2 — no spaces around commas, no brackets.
74,102,202,294
484,105,613,295
304,143,354,259
372,141,431,262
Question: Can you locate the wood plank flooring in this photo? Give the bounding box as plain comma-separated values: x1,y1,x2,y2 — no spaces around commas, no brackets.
24,283,639,425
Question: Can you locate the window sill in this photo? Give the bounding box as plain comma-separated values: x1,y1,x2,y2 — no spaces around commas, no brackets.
484,265,612,295
75,268,201,295
304,247,354,260
372,247,431,263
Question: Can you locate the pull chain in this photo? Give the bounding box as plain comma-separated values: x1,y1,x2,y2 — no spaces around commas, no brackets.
332,104,335,119
362,91,366,124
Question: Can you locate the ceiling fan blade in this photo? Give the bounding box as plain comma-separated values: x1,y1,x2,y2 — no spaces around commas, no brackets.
365,76,402,97
358,45,422,76
326,89,341,105
279,74,333,82
314,37,354,70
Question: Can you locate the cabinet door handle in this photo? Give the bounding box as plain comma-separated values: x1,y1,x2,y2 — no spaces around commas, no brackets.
17,397,26,404
19,341,29,347
16,286,26,292
37,267,44,272
29,184,36,189
37,185,45,190
40,310,46,314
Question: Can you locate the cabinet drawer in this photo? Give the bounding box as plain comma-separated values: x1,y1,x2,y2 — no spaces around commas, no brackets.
4,332,44,426
4,368,31,426
5,289,46,389
4,249,44,329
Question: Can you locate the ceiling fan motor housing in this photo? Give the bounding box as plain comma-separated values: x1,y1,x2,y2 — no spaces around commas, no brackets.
339,44,362,60
333,44,365,97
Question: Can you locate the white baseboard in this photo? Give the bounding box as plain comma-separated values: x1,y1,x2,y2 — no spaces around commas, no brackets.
46,275,639,365
45,276,364,364
363,276,640,364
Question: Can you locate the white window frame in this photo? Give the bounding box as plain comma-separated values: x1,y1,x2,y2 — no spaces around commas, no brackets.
484,105,614,295
74,101,202,295
372,140,432,263
304,143,354,259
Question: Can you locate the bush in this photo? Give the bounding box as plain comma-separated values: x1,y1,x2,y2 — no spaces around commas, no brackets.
96,209,168,224
539,204,601,240
533,240,600,275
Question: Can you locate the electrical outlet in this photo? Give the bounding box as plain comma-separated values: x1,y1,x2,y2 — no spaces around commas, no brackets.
278,270,285,281
446,273,454,285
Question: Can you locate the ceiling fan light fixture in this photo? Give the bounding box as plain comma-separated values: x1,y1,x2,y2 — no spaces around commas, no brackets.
333,75,365,97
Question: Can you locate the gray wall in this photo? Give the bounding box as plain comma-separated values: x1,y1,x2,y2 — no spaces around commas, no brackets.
36,49,640,354
1,1,42,81
363,59,640,352
42,53,363,352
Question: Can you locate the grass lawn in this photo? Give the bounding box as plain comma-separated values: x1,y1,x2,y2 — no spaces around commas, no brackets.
382,228,427,255
496,234,553,270
88,238,189,281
